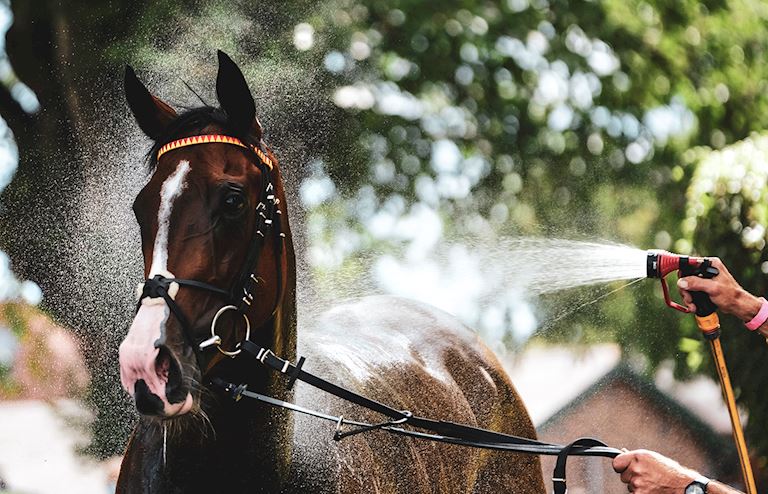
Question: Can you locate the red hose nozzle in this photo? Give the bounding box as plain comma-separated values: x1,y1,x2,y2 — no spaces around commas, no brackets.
647,251,681,278
646,250,719,314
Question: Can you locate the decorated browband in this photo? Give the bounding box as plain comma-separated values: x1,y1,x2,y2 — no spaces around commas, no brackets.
156,134,273,169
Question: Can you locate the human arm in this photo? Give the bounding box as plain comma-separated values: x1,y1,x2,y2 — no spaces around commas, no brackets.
677,258,768,336
613,450,743,494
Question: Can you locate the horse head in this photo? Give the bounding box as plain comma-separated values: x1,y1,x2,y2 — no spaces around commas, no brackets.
118,51,294,419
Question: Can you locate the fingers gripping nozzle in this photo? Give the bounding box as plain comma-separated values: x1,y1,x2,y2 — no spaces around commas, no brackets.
646,251,721,334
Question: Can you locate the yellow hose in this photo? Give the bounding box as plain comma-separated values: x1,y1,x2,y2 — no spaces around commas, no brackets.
699,315,757,494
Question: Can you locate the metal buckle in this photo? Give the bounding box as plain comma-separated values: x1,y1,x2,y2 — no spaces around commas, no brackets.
198,334,222,350
333,415,345,441
552,477,566,494
334,410,413,441
252,348,288,372
256,348,274,364
200,305,251,357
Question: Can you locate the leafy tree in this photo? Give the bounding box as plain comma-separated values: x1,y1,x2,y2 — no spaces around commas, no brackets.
683,134,768,459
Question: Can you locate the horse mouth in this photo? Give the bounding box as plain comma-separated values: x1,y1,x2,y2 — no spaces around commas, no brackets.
134,379,165,415
133,346,194,417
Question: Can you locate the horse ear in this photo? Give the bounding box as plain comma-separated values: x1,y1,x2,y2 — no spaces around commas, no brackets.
215,50,262,139
124,65,177,139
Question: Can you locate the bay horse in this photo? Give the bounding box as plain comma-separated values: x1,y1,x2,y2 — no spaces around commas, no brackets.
116,50,545,493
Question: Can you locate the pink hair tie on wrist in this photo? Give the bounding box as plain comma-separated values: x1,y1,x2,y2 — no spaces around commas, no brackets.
745,297,768,331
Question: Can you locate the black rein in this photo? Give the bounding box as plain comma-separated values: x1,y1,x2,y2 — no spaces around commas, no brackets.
212,340,621,494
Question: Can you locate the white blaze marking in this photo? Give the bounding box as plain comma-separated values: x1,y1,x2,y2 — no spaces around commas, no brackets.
118,159,195,416
150,160,191,276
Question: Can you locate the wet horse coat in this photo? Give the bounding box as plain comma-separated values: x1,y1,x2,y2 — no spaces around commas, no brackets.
116,51,545,493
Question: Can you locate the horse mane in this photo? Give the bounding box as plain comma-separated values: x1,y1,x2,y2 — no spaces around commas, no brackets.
145,105,260,171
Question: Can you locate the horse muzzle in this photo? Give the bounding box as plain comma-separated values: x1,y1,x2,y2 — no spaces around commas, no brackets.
119,297,194,417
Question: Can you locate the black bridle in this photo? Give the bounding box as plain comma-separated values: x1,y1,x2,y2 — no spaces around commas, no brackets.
135,136,620,493
137,140,284,370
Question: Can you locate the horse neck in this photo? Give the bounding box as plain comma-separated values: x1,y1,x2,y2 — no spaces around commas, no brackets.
224,161,298,424
223,161,297,396
249,228,297,400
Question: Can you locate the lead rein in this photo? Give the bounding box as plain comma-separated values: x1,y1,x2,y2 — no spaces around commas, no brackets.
209,339,621,493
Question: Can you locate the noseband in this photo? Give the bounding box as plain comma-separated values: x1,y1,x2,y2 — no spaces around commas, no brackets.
137,134,284,369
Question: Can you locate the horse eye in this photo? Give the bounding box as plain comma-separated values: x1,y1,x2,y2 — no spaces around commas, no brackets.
222,192,246,214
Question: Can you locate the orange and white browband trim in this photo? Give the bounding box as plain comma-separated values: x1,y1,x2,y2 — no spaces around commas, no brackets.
156,134,273,169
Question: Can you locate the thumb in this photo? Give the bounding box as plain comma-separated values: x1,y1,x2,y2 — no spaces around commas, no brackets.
613,452,633,473
677,276,715,293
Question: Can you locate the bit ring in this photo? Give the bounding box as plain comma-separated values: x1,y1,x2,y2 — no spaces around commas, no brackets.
209,305,250,357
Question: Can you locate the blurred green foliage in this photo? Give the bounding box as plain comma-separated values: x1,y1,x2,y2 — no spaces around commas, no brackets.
684,134,768,459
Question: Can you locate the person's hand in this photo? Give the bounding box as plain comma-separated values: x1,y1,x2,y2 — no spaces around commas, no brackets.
677,257,761,322
613,449,699,493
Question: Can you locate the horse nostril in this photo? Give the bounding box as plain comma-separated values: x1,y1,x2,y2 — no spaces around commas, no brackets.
156,346,187,404
155,348,171,383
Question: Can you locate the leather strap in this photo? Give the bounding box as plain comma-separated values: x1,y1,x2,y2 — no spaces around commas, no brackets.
233,340,621,462
553,438,609,494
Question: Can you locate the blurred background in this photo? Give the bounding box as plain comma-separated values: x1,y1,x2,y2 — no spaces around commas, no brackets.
1,0,768,492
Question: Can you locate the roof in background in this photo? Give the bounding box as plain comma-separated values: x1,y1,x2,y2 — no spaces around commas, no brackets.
504,344,622,426
503,343,737,435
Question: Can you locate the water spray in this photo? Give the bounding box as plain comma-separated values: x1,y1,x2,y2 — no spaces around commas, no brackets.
647,250,756,494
